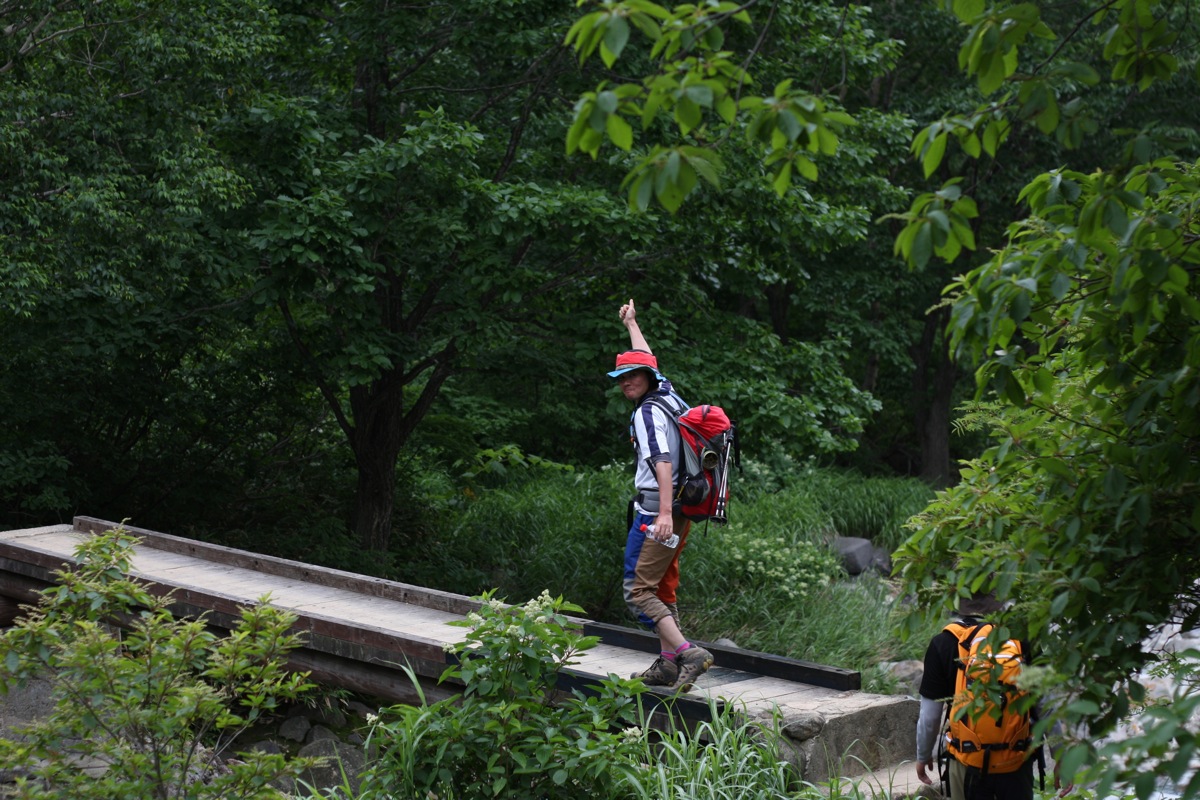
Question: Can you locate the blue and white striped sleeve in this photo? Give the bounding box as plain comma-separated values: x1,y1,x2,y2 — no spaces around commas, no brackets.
632,403,675,466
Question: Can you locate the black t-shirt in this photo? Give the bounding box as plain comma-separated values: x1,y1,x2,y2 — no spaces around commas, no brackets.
920,626,962,701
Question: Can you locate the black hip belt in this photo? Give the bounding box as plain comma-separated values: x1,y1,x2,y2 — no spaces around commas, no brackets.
949,738,1033,754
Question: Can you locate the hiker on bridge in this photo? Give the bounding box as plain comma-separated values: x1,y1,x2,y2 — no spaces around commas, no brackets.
608,298,714,693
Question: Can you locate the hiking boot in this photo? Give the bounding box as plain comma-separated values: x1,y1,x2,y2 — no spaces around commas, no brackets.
631,656,678,687
670,646,713,693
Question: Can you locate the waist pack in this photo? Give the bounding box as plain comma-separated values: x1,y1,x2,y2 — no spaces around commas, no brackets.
644,397,738,523
943,622,1033,775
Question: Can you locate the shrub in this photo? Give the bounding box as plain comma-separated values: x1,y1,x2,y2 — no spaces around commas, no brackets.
720,524,843,603
0,526,317,799
360,589,646,800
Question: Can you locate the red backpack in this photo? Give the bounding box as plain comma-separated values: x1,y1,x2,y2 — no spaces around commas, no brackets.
646,399,738,523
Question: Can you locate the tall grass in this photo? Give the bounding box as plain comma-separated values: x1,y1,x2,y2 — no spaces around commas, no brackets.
772,467,935,553
622,702,805,800
394,466,633,621
386,460,937,682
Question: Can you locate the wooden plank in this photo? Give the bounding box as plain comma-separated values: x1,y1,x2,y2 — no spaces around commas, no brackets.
328,600,461,629
571,653,647,679
582,620,860,690
0,538,80,575
0,593,23,627
2,525,75,537
286,648,460,707
155,586,454,673
74,516,485,616
0,570,53,605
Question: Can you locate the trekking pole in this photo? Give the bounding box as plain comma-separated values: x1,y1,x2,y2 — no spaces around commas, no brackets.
714,433,732,522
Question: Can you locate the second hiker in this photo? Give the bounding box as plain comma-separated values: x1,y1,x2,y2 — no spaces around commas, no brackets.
608,298,714,693
915,590,1063,800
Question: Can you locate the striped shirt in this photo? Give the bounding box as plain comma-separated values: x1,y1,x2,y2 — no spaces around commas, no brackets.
630,379,688,502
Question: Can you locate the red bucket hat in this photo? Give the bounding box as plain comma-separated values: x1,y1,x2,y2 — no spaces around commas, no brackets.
608,350,663,380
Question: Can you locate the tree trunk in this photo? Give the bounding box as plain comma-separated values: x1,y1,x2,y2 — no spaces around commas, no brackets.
349,378,405,554
347,345,457,554
911,307,957,488
766,282,791,342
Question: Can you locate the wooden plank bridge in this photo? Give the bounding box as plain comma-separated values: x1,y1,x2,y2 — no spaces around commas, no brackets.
0,517,918,783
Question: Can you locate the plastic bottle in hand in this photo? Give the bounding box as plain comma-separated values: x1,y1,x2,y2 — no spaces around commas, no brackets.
639,523,678,549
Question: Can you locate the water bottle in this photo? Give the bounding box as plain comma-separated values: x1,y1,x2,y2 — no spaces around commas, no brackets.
639,523,679,549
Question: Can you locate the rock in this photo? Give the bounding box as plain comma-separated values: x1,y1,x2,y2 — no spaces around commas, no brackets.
877,660,924,696
246,739,284,756
277,714,311,743
297,737,366,795
0,678,54,741
870,545,893,575
792,695,920,784
303,703,349,729
781,710,827,742
346,700,375,718
835,537,876,575
307,724,338,743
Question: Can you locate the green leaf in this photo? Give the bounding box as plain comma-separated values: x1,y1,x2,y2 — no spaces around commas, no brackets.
772,162,792,197
601,16,631,68
606,114,633,151
715,92,737,123
924,133,948,178
912,221,933,268
674,95,702,135
1035,95,1060,135
686,150,722,186
794,154,818,182
952,0,985,21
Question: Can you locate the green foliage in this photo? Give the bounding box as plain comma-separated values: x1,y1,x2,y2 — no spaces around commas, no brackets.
457,444,576,491
360,590,645,800
884,178,979,268
2,0,907,557
889,6,1200,794
721,525,842,604
732,464,934,552
566,0,890,210
892,0,1197,268
395,460,930,648
896,161,1200,794
0,526,317,799
621,704,800,800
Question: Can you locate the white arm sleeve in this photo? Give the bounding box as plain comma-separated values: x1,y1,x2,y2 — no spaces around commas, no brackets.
916,696,944,762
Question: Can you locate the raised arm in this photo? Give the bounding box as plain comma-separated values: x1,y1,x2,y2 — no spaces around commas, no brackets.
619,298,652,353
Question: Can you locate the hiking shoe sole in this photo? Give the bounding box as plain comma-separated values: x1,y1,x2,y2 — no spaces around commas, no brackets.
670,646,713,693
631,656,679,687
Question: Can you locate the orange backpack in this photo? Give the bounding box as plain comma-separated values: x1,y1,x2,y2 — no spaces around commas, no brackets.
943,622,1034,774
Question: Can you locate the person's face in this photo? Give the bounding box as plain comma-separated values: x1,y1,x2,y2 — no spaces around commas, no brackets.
617,369,652,402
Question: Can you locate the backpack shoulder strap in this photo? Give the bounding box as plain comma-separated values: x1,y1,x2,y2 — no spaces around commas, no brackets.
943,621,989,648
642,392,687,418
944,621,991,678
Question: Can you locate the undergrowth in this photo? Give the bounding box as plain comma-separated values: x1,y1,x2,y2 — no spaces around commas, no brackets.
379,460,936,682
